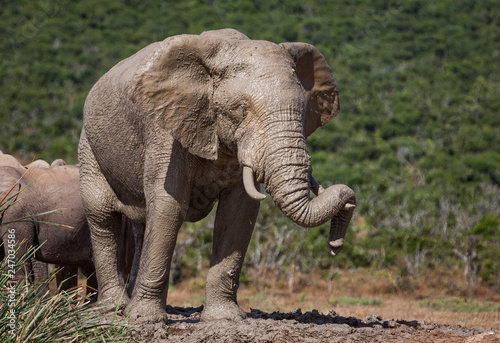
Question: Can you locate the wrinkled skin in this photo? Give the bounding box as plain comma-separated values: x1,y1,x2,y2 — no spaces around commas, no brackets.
0,165,98,300
79,28,355,323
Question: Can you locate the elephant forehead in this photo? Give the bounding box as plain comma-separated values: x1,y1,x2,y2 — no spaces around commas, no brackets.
228,41,292,68
214,48,301,98
207,39,290,77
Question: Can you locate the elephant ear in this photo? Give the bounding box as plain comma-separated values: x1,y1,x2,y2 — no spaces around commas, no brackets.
132,34,221,160
280,42,340,137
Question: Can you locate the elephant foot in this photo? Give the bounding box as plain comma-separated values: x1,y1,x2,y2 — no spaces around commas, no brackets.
124,297,167,323
97,286,130,315
200,301,247,322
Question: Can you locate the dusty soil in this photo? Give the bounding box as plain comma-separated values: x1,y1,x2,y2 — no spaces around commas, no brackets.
123,268,500,342
128,305,499,343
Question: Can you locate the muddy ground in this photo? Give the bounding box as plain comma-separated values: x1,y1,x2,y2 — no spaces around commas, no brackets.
128,305,500,342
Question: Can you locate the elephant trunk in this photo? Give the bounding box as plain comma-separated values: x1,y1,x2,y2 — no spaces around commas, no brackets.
242,125,355,256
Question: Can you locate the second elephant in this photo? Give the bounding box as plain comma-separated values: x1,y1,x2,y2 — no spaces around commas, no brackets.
0,165,98,299
0,165,140,299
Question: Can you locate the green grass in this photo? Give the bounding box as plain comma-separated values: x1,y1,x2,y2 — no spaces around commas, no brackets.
419,297,500,313
0,247,133,342
241,292,268,302
329,296,383,307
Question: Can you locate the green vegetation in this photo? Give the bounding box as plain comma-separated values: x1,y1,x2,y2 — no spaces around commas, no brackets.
419,297,500,313
1,1,499,288
329,297,383,307
0,247,131,342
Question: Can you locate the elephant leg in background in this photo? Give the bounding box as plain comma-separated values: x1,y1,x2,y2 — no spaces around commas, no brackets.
80,263,98,303
32,258,49,296
201,182,260,321
55,264,79,292
53,264,97,302
127,222,144,297
117,216,144,297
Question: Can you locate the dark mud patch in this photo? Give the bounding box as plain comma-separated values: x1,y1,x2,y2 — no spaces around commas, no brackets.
129,305,499,342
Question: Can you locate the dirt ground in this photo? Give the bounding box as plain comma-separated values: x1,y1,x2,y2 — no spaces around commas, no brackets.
126,268,500,342
128,305,499,343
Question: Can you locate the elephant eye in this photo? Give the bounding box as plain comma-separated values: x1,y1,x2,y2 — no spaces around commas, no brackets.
241,105,247,117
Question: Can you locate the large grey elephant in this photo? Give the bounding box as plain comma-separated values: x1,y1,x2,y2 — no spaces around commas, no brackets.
79,28,356,323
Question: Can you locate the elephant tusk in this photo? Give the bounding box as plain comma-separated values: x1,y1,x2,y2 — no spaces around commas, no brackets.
344,203,356,210
310,175,325,196
243,166,266,201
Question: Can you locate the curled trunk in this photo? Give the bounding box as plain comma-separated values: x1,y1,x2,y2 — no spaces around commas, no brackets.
244,127,355,256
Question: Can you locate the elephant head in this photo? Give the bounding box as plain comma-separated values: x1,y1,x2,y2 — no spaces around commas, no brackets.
132,29,355,255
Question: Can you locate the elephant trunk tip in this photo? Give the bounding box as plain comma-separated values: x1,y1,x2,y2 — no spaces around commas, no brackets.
328,189,356,256
329,239,345,256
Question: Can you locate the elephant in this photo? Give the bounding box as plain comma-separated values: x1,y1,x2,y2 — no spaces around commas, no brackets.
0,152,50,290
78,28,356,323
49,159,67,167
0,150,67,170
0,164,142,299
0,155,71,293
0,150,24,169
25,159,51,169
0,165,98,300
24,158,67,169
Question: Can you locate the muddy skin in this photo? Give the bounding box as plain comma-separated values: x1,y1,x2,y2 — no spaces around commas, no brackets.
79,28,356,323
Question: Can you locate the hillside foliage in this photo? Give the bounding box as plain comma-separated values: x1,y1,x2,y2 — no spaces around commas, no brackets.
1,0,499,287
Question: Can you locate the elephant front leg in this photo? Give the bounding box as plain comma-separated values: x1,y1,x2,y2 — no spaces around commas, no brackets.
201,182,260,321
124,195,185,323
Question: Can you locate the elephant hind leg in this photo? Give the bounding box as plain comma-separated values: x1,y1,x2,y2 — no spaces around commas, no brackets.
80,263,98,303
55,265,79,292
32,259,50,297
79,138,129,310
